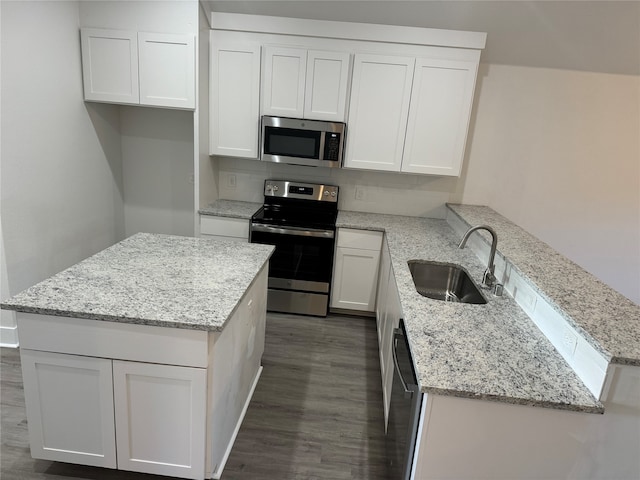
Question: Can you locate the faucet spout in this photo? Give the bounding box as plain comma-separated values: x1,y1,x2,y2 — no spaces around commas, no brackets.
458,225,499,288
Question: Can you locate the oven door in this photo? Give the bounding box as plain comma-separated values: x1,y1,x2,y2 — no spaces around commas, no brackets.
250,224,335,291
250,224,336,316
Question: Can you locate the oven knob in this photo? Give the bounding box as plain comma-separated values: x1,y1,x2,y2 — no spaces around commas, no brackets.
273,185,279,192
331,191,336,197
324,191,329,196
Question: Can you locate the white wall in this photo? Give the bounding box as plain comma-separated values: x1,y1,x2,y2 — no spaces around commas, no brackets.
461,64,640,305
0,0,125,343
214,62,640,305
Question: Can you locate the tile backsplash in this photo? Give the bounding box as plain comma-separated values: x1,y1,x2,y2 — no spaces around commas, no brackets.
215,157,462,218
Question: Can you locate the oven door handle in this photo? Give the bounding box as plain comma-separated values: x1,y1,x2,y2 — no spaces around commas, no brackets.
251,224,335,239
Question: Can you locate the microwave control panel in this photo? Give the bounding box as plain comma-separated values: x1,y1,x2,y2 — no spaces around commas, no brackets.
323,133,342,161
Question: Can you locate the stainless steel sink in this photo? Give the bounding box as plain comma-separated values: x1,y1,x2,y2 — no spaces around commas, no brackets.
407,260,487,304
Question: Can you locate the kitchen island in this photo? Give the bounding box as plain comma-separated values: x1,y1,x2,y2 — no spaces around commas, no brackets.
1,233,274,480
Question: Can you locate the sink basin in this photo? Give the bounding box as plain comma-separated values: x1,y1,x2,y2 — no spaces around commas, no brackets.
407,260,487,304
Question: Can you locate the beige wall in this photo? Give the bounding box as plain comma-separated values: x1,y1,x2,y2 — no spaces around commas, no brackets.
461,64,639,304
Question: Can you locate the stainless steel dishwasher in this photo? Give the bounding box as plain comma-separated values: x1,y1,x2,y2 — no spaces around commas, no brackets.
386,320,423,479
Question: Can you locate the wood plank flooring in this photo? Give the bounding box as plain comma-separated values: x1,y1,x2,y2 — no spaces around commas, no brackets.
1,313,389,480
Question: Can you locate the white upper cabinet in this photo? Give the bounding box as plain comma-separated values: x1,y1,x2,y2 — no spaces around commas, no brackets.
262,46,351,121
304,50,351,121
262,46,307,118
403,58,478,176
210,31,261,157
344,54,415,171
344,52,480,176
81,28,139,104
138,32,195,109
81,28,195,110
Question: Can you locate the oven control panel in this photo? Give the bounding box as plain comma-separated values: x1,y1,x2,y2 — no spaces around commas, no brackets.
264,180,338,202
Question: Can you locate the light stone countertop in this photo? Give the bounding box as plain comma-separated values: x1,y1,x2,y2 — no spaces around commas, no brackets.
336,210,603,413
447,204,640,366
1,233,274,332
199,199,262,219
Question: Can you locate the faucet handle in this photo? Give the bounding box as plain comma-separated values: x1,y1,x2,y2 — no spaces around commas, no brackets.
492,283,504,297
482,268,496,287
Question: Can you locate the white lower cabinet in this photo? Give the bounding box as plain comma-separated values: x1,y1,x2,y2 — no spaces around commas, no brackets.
200,215,250,242
21,350,206,479
113,361,207,478
331,229,383,312
20,350,117,468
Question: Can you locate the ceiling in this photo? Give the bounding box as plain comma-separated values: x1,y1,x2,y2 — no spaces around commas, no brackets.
204,1,640,75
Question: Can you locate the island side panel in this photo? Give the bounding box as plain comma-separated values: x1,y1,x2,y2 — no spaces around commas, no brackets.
206,264,268,478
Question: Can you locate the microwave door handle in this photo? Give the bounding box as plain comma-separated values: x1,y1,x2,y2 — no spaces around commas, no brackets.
318,131,326,160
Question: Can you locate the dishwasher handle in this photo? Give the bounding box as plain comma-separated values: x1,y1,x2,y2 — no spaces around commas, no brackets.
392,327,416,400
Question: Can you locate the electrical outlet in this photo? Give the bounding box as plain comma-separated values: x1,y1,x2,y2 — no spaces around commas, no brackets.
355,187,365,201
562,327,578,356
227,174,237,188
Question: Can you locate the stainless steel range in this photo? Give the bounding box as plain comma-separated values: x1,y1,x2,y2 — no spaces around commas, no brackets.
249,180,339,317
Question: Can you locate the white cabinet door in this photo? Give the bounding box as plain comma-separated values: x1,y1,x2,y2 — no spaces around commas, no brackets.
81,28,139,104
262,46,307,117
402,58,478,176
344,54,415,171
304,50,351,121
210,33,261,157
113,360,207,479
138,32,195,109
20,350,117,468
331,247,381,312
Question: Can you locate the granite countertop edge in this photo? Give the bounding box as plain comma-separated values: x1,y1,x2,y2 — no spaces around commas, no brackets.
198,199,262,219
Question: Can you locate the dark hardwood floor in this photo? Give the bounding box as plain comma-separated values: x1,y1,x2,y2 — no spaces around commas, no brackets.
1,313,389,480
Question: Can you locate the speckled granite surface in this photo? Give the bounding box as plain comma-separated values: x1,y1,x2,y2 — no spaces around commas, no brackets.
448,204,640,366
337,210,603,413
1,233,274,332
199,199,262,219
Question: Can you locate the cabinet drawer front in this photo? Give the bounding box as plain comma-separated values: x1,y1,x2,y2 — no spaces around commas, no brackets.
200,215,249,239
337,228,383,250
17,313,208,368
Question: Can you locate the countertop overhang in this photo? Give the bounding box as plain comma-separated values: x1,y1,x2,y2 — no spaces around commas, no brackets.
1,232,274,332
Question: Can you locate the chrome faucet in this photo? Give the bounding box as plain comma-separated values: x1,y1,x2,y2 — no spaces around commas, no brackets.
458,225,502,295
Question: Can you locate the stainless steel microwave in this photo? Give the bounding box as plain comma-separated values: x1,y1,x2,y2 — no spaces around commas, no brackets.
260,116,345,168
